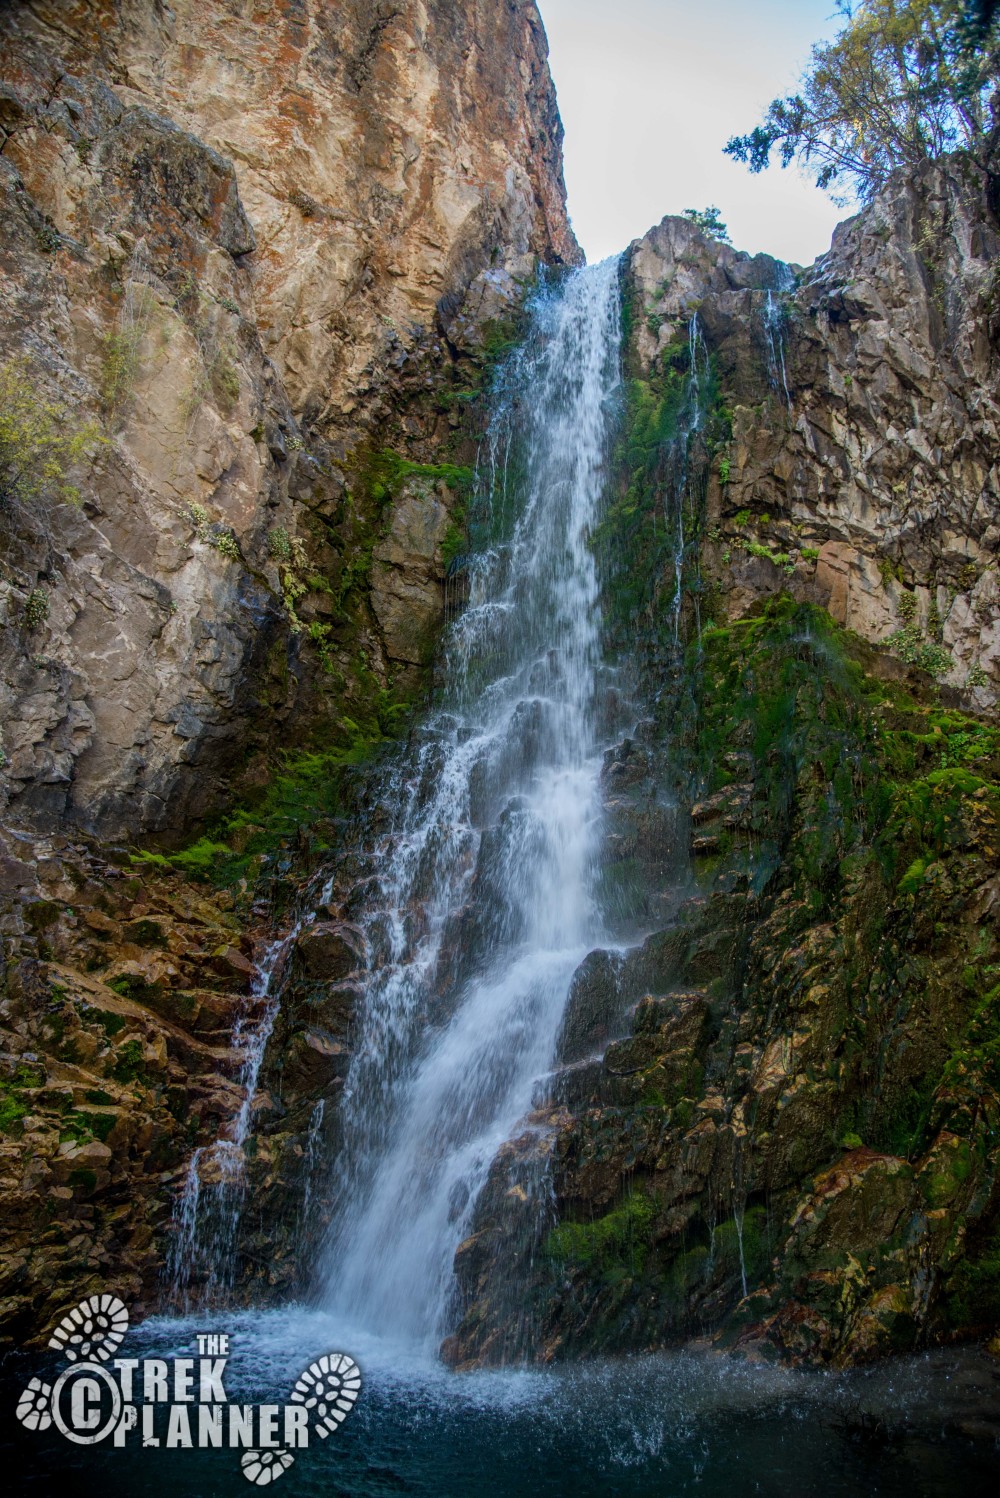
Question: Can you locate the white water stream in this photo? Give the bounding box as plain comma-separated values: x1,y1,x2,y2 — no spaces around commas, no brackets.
319,259,622,1347
167,925,301,1304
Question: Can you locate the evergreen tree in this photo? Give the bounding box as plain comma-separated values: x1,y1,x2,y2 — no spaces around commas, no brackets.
725,0,1000,202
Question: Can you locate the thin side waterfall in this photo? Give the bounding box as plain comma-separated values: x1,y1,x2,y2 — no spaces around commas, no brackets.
665,313,711,640
317,258,623,1350
763,288,792,408
166,925,301,1305
299,1099,326,1229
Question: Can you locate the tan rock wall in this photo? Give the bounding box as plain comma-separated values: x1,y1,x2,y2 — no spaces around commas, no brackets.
0,0,577,841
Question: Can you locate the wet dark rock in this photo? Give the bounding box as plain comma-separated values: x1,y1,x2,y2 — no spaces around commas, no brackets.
281,1028,351,1095
295,921,366,981
301,978,365,1034
210,945,255,988
555,949,623,1064
544,1058,607,1109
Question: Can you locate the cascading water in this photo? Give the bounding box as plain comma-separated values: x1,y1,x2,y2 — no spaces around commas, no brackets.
662,313,711,641
166,925,300,1305
318,258,622,1350
762,286,793,408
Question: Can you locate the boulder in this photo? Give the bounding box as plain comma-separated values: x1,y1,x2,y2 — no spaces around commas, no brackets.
295,922,365,981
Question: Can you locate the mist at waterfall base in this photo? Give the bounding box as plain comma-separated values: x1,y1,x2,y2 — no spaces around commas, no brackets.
5,263,1000,1495
4,1313,1000,1496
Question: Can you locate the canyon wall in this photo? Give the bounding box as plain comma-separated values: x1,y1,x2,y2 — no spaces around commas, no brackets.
448,151,1000,1368
3,1,1000,1372
0,0,576,1344
631,152,1000,697
0,0,577,843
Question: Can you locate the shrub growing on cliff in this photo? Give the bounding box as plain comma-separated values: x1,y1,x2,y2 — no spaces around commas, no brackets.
725,0,1000,202
682,206,731,243
0,360,103,515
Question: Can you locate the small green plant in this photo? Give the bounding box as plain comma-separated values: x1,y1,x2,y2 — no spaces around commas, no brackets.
188,502,211,538
218,296,240,315
801,546,820,563
36,224,60,252
210,530,241,562
268,526,292,560
266,528,311,630
281,573,308,630
24,587,49,630
897,590,918,622
307,620,336,673
0,359,103,513
887,622,952,676
898,857,928,895
188,504,240,561
112,1039,146,1085
733,508,751,527
0,1065,42,1134
967,662,989,689
744,540,794,572
718,456,731,484
101,332,140,414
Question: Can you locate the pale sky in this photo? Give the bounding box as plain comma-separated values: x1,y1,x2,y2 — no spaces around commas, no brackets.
539,0,858,267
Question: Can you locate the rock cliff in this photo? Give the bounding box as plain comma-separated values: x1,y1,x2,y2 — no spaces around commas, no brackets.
629,152,1000,699
2,4,999,1375
0,0,577,842
446,151,1000,1368
0,0,576,1343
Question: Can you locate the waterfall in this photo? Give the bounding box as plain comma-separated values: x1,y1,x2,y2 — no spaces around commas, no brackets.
763,289,792,408
166,926,300,1305
664,313,711,641
317,258,622,1350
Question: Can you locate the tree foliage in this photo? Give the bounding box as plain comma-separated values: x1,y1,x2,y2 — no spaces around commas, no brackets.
682,205,732,242
725,0,1000,202
0,360,103,514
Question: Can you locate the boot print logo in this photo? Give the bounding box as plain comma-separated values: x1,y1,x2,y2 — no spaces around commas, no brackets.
14,1294,361,1483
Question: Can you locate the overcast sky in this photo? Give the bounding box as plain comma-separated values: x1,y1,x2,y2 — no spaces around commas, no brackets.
539,0,857,267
